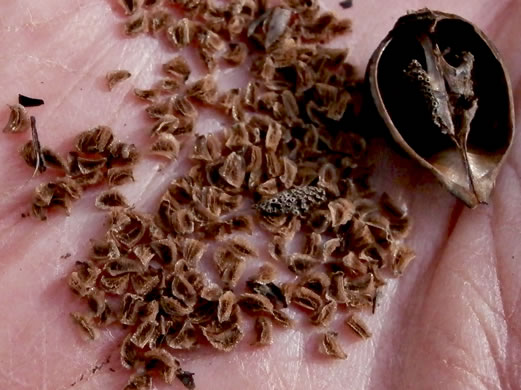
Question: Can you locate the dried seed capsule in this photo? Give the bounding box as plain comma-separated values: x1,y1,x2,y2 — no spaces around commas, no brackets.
106,70,132,91
124,374,152,390
150,133,180,160
345,315,372,340
3,104,29,133
95,189,129,210
254,317,273,346
70,312,98,340
367,9,515,207
319,331,347,359
75,126,114,154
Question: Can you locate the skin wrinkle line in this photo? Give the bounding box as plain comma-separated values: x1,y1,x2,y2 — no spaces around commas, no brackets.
19,1,97,33
450,264,505,322
40,42,116,125
464,296,505,390
427,324,496,390
490,193,516,390
367,205,456,389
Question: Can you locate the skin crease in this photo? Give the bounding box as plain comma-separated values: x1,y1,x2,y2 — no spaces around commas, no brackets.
0,0,520,389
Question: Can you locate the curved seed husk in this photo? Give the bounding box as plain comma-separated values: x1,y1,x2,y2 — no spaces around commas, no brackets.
367,9,515,208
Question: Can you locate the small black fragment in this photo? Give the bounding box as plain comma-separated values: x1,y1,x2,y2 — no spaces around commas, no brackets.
176,369,195,390
247,281,287,308
339,0,353,8
19,94,45,107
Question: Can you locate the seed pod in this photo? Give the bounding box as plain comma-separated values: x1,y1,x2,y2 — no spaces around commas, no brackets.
367,9,514,208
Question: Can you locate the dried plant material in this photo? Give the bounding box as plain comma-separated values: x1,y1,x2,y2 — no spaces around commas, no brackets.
318,163,340,196
226,236,258,259
219,152,246,188
109,142,140,166
150,115,180,135
159,77,183,92
287,253,320,274
163,56,191,81
124,374,152,390
2,104,29,133
108,167,135,187
121,333,139,369
166,18,195,48
151,133,180,160
118,0,140,15
271,309,293,328
328,271,348,304
299,272,330,296
70,312,98,340
91,238,120,261
176,370,195,390
105,257,143,278
131,273,159,295
75,126,114,154
254,317,273,346
29,116,46,175
150,239,177,264
144,348,180,384
289,286,322,311
42,148,68,172
260,7,291,49
226,123,251,150
107,70,132,91
265,123,282,152
18,94,44,107
201,321,244,352
134,88,159,102
391,245,416,275
328,198,354,227
368,9,514,207
213,248,246,289
182,238,207,267
109,211,147,249
303,232,322,258
319,331,347,359
146,101,170,119
131,320,158,348
148,9,171,34
166,320,198,350
191,134,221,161
268,235,286,262
161,295,192,317
218,291,236,323
223,42,248,65
73,155,107,175
339,0,353,9
125,12,147,36
68,261,100,297
340,252,368,278
95,189,129,210
345,315,372,340
171,95,197,119
186,75,217,105
255,186,327,217
311,300,337,326
238,293,274,315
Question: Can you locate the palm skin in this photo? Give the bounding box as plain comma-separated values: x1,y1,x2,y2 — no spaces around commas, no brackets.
0,1,519,389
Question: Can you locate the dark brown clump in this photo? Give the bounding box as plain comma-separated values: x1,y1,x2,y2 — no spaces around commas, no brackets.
255,186,327,217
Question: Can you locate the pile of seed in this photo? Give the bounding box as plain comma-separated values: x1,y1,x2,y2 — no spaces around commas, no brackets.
5,1,417,389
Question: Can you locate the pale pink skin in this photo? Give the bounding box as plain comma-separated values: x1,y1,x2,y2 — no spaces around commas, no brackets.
0,1,520,389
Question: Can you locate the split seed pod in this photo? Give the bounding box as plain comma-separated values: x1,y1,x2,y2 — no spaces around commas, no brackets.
367,9,514,207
